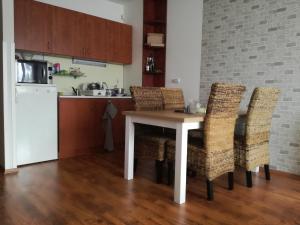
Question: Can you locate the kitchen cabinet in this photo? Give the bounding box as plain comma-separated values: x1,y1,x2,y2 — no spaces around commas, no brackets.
14,0,132,64
120,24,133,64
52,7,84,57
14,0,53,53
106,21,132,64
84,16,108,61
59,98,134,159
52,8,107,60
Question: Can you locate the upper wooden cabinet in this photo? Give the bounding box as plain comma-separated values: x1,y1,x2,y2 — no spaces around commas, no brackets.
84,16,108,61
14,0,53,53
106,21,132,65
51,6,83,57
14,0,132,64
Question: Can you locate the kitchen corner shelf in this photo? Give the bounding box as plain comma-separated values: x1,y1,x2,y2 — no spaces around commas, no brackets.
144,20,166,25
144,71,164,75
144,44,165,49
142,0,167,87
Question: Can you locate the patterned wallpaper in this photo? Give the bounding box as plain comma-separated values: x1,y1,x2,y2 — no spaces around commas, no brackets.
200,0,300,174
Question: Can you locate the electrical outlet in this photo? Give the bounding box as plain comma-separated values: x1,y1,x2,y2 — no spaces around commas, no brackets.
171,78,181,84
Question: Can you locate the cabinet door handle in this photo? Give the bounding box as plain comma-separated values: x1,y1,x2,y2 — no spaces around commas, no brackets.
47,41,51,50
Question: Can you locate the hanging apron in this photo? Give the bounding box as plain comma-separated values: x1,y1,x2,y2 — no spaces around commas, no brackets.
102,101,118,151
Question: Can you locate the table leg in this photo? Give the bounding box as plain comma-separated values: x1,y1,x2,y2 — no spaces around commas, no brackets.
124,116,135,180
174,123,188,204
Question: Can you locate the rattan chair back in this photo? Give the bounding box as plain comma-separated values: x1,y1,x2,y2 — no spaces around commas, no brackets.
239,87,280,170
245,87,280,145
204,83,246,180
130,86,163,111
160,88,185,110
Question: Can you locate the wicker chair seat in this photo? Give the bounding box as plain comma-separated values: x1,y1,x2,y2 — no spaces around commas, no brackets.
188,129,203,139
166,139,204,172
166,139,235,181
234,136,270,171
135,135,169,161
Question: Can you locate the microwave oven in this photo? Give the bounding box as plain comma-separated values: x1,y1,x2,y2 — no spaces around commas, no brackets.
16,60,49,84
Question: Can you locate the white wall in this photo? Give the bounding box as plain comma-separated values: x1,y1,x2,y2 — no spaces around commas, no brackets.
36,0,124,23
1,0,16,170
165,0,203,104
0,0,4,169
122,0,143,90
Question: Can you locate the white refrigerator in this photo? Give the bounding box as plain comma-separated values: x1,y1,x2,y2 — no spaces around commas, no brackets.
16,84,58,166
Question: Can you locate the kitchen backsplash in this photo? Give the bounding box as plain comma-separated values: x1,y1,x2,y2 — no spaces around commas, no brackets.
16,53,124,94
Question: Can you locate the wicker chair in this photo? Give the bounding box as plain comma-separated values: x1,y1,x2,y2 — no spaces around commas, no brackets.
166,83,246,200
160,88,185,139
160,88,185,110
234,87,280,187
160,87,202,140
130,86,168,183
131,86,164,111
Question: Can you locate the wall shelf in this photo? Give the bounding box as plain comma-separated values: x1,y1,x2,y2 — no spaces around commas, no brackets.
53,71,85,79
142,0,167,87
144,44,165,49
144,20,166,25
144,71,164,75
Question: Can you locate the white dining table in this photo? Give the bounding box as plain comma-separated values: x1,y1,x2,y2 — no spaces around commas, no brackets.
122,110,205,204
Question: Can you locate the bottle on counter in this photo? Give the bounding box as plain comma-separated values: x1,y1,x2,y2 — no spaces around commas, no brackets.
53,63,60,74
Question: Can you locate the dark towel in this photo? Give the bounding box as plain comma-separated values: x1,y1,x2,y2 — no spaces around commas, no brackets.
103,101,118,151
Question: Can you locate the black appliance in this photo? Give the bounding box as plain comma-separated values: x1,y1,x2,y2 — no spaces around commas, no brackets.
16,60,48,84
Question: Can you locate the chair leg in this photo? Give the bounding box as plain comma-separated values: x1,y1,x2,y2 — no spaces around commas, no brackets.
134,158,138,173
264,164,271,180
155,160,163,184
167,161,174,186
206,180,214,201
191,170,197,177
228,172,234,190
246,171,252,188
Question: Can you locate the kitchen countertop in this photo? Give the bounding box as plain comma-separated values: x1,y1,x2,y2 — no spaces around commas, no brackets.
59,95,132,99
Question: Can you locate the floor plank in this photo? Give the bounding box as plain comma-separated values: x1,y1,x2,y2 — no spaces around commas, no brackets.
0,151,299,225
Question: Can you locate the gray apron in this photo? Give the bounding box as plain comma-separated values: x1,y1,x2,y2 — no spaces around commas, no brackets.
102,101,118,151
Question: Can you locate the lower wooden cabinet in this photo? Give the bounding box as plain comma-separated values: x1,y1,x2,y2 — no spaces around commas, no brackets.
59,98,134,159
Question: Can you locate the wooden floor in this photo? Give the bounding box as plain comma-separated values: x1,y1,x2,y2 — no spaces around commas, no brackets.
0,151,299,225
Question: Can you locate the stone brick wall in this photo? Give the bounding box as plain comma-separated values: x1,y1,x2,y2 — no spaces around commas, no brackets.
200,0,300,175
